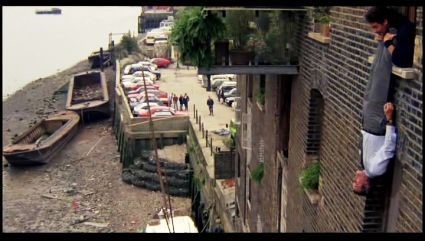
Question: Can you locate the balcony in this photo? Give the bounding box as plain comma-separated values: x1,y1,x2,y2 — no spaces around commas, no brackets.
197,8,306,75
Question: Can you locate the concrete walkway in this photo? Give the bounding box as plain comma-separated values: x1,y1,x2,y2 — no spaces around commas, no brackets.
158,66,235,140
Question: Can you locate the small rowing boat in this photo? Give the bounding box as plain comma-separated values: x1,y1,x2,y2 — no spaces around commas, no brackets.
3,111,80,166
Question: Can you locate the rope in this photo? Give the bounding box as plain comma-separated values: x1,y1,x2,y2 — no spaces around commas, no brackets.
141,70,175,233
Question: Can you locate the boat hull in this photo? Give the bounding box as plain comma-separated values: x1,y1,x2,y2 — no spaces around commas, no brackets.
3,111,80,166
66,71,110,118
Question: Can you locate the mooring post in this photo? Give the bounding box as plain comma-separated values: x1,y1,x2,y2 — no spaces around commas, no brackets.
202,123,204,138
100,47,104,72
199,116,202,131
193,105,196,119
210,138,213,156
205,130,208,147
111,40,115,69
196,110,198,124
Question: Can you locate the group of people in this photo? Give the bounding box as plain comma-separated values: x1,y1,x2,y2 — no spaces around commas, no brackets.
169,93,190,111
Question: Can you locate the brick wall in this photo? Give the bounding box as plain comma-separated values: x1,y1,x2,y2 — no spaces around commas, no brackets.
235,74,287,232
286,6,423,232
235,6,422,232
235,74,248,231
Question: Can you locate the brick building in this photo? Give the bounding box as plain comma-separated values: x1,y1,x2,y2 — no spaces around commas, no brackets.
232,6,423,232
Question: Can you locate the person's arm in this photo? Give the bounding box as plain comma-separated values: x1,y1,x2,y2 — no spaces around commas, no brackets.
385,22,415,67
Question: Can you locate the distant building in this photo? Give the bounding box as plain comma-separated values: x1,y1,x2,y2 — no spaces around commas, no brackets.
138,6,175,33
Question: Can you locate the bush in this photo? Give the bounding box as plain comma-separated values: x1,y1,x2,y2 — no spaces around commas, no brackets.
313,7,331,23
251,163,264,183
299,162,320,190
116,31,140,56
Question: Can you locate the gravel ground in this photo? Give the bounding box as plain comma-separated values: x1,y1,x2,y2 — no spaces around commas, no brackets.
2,57,191,232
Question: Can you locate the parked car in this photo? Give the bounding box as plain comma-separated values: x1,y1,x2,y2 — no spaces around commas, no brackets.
223,88,237,101
136,106,188,118
211,74,235,81
123,64,132,75
225,95,239,106
122,69,157,81
122,80,159,91
129,94,163,109
211,78,229,90
150,58,171,68
128,66,161,80
122,76,154,84
231,97,241,110
137,61,158,70
127,89,168,99
127,85,159,95
216,81,237,96
132,102,162,114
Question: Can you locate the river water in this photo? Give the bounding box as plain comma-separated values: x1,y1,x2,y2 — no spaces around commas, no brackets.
2,6,141,98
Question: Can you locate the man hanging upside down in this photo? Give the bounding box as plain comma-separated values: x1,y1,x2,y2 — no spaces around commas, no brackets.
353,102,397,195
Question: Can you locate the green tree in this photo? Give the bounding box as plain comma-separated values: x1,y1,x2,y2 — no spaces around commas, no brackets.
119,31,140,55
171,7,226,68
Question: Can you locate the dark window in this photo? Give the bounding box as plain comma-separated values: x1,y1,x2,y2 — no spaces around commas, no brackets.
390,6,416,23
306,90,324,156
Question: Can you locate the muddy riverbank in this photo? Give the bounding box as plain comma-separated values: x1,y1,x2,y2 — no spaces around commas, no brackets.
2,57,191,232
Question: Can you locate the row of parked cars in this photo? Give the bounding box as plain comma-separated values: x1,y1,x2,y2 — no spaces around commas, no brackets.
198,74,240,109
121,60,187,118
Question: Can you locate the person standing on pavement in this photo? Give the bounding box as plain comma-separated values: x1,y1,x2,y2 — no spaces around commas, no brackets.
179,94,184,111
172,94,178,110
184,93,190,111
207,96,214,116
220,89,225,104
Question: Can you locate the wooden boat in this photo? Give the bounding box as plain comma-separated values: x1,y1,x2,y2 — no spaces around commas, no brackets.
66,71,110,117
3,111,80,166
88,50,112,69
35,8,62,15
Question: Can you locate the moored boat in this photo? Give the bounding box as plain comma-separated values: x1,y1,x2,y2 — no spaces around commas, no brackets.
35,8,62,15
66,71,110,118
3,111,80,166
